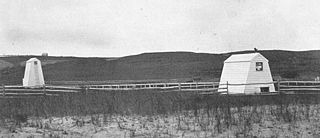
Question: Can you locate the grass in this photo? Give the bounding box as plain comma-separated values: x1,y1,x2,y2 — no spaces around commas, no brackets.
1,90,319,117
1,90,320,137
1,50,320,85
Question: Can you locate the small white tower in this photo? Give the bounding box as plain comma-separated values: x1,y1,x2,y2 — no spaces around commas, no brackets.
218,53,275,94
23,58,45,87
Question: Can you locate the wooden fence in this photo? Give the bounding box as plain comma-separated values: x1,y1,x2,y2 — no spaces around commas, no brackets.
1,81,320,97
0,85,81,98
88,82,218,91
279,81,320,92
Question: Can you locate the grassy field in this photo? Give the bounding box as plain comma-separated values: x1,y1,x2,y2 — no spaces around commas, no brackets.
0,50,320,85
1,90,320,137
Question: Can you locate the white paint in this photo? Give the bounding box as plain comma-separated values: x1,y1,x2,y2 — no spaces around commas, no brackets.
22,58,45,87
219,53,275,94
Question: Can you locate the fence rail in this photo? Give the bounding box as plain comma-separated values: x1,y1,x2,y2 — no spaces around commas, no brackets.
1,80,320,97
279,81,320,92
88,82,219,91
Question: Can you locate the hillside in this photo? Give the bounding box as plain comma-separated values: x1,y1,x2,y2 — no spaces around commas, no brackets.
0,50,319,85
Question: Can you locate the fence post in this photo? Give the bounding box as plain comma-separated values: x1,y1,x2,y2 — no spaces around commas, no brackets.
196,82,198,89
43,84,46,96
85,86,88,95
226,81,229,94
2,84,5,96
226,81,231,128
277,80,280,93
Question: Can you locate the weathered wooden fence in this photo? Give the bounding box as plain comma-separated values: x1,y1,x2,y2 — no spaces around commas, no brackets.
0,85,81,98
1,81,320,97
89,82,218,91
279,81,320,93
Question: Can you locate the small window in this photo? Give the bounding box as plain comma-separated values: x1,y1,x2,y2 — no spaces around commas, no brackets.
34,61,38,65
256,62,263,71
260,87,269,93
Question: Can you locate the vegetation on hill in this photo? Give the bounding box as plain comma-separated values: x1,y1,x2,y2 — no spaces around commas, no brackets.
0,50,319,85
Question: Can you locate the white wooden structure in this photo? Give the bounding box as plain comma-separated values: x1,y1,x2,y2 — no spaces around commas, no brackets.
218,53,275,94
22,58,45,87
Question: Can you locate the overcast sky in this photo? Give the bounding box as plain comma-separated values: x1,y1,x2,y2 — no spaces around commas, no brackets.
1,0,320,57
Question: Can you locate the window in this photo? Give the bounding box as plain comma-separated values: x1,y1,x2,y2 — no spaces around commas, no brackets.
34,61,37,65
260,87,270,93
256,62,263,71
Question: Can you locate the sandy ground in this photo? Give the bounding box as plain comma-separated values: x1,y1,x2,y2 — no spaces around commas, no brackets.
0,113,320,138
1,104,320,138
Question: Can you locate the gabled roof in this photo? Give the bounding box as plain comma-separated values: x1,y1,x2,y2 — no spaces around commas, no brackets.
224,53,268,63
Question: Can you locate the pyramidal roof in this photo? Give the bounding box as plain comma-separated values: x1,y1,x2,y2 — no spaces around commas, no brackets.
26,58,40,62
224,53,268,63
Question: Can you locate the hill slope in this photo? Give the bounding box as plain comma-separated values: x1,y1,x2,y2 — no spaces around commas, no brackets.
0,50,319,85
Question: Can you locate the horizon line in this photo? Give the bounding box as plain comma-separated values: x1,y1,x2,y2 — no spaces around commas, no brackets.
1,49,320,58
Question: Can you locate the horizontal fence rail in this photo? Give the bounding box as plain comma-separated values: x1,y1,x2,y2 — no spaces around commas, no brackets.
1,80,320,97
279,81,320,92
88,82,219,91
0,85,81,97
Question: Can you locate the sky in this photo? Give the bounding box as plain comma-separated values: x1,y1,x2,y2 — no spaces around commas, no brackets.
1,0,320,57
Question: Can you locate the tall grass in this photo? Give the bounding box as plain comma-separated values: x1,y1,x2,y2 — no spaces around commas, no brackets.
1,90,320,136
